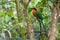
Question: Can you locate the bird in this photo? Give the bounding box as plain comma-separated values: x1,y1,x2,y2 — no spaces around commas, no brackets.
31,7,48,39
32,7,45,31
32,8,43,20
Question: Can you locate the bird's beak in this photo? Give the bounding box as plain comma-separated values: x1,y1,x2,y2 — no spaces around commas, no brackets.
31,8,34,10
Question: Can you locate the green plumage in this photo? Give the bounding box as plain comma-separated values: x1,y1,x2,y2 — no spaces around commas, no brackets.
36,11,45,30
36,11,43,20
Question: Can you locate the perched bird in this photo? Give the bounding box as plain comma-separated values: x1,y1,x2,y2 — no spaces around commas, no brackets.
32,7,48,39
32,7,45,30
32,8,43,20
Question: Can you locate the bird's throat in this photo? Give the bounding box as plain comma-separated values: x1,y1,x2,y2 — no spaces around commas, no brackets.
33,12,37,17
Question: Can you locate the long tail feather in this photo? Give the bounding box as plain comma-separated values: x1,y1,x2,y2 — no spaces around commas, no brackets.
41,20,46,31
37,18,46,31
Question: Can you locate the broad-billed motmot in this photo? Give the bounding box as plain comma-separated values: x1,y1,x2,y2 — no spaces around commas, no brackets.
32,7,45,31
31,7,48,39
21,7,48,40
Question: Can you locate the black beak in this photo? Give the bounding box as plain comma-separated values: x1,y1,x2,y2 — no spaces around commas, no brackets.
31,8,35,9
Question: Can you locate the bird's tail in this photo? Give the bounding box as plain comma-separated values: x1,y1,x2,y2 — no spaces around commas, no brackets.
41,20,48,37
37,19,48,39
37,19,46,31
40,20,46,31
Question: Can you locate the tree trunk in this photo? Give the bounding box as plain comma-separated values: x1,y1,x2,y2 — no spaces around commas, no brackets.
48,1,59,40
20,0,34,40
15,0,26,40
23,4,34,40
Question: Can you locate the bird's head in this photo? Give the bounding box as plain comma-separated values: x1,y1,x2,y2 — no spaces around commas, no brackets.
31,7,39,11
31,7,39,14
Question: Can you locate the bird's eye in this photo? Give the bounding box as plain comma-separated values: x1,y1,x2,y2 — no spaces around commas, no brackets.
33,8,37,11
32,8,37,11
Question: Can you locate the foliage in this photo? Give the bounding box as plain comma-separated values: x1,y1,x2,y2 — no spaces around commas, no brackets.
0,0,60,40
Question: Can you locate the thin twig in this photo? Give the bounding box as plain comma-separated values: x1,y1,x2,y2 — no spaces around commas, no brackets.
26,0,31,7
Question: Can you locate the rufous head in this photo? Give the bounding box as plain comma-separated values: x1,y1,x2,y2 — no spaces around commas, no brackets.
32,7,39,11
32,7,39,17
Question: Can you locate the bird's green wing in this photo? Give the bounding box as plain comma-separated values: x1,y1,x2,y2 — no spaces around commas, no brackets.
36,11,43,20
36,11,46,30
36,12,48,37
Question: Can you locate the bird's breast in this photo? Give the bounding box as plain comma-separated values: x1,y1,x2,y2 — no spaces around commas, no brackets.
32,11,37,17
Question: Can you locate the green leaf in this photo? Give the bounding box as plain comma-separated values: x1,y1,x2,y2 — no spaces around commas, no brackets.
0,0,6,2
28,8,32,13
48,1,53,8
5,15,11,23
0,10,6,17
8,10,13,17
0,22,4,30
36,22,40,30
45,9,52,16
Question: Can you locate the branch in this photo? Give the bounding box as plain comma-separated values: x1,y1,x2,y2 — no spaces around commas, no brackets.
26,0,31,6
20,0,25,5
20,0,31,8
48,1,59,40
0,0,15,5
